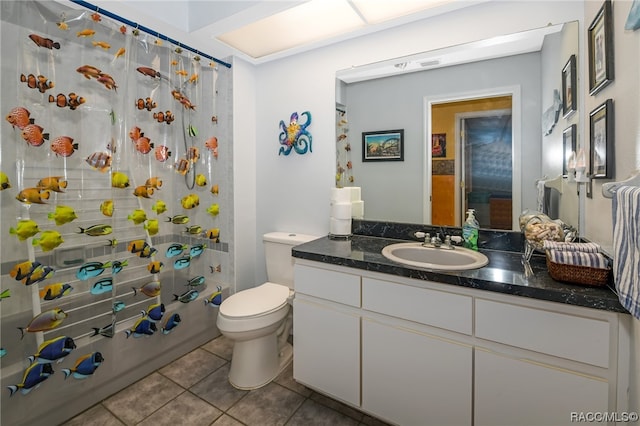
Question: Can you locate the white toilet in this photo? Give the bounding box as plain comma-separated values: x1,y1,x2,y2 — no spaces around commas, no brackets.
216,232,318,390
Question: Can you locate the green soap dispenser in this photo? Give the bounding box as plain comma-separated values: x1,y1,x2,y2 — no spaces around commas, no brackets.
462,209,479,251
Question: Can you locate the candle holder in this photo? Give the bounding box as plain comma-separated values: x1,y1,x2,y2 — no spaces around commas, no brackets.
574,149,590,183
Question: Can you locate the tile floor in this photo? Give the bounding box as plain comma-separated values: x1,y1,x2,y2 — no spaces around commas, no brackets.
62,335,391,426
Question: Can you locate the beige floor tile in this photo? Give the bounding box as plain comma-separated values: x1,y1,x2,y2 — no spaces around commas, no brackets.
227,382,304,426
201,334,234,361
274,361,312,397
190,363,248,411
211,414,246,426
102,372,184,425
286,399,359,426
61,404,125,426
136,391,222,426
309,392,364,423
159,348,227,388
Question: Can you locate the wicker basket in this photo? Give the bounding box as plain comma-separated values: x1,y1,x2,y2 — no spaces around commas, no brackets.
545,256,611,287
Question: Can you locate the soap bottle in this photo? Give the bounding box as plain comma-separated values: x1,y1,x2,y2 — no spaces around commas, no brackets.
462,209,479,251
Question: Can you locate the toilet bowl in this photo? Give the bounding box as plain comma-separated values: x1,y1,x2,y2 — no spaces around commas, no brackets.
216,232,318,390
217,282,293,390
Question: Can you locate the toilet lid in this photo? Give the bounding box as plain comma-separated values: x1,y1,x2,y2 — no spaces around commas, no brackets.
220,282,291,318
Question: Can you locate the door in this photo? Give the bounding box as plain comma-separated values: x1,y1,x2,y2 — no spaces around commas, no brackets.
458,109,512,228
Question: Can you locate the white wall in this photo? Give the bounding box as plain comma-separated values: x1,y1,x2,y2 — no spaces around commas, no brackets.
580,0,640,414
232,57,259,292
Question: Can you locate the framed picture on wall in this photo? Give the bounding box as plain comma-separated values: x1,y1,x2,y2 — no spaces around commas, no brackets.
562,124,577,176
562,55,577,117
362,129,404,162
589,99,614,179
588,0,614,95
432,133,446,158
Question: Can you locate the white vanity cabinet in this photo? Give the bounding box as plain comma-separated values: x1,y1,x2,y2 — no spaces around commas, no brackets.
360,276,473,425
473,298,618,426
474,349,609,426
292,260,630,426
361,319,473,425
292,263,362,406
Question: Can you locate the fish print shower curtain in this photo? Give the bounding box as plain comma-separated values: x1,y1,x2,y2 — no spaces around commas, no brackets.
1,2,231,424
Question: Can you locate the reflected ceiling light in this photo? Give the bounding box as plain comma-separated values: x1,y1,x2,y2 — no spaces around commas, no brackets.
217,0,365,59
350,0,454,24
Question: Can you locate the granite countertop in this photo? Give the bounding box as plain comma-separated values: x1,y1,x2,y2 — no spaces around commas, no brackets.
292,234,628,314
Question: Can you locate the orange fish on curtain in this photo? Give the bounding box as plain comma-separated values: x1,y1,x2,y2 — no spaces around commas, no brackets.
134,136,154,154
6,107,34,130
21,124,49,147
154,145,171,162
20,74,54,93
49,93,86,110
28,34,60,49
135,97,156,111
129,126,144,141
205,136,218,158
51,136,78,157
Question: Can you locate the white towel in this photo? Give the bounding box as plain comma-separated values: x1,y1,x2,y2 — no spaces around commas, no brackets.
547,249,609,269
612,186,640,319
543,241,601,253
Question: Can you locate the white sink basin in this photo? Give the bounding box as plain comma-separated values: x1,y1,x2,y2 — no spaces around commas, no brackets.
381,242,489,271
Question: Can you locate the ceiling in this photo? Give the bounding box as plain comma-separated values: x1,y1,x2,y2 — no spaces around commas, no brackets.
116,0,492,64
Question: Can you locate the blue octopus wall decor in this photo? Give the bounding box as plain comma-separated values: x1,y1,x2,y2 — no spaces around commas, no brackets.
279,111,312,156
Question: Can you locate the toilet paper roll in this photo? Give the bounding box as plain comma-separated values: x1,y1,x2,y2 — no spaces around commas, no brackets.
351,200,365,219
349,187,361,202
331,202,352,219
330,217,352,235
331,187,351,203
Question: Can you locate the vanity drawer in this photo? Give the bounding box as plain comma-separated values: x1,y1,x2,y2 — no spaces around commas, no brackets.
362,277,472,335
294,264,361,307
475,299,610,367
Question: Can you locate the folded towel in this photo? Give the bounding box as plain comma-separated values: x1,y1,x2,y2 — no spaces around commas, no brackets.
543,241,601,253
612,186,640,319
548,249,609,269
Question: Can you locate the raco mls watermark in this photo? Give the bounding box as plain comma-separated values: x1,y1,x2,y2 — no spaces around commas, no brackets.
570,412,639,422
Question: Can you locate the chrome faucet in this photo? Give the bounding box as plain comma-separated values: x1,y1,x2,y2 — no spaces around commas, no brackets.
414,231,454,249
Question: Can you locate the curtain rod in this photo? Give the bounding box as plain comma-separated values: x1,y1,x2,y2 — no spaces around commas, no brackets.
69,0,232,68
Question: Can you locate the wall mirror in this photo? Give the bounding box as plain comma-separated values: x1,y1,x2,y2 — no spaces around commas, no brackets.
336,21,579,231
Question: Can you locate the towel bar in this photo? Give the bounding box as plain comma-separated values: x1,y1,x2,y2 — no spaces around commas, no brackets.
602,171,640,198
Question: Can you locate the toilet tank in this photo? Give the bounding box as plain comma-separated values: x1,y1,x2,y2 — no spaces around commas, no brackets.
264,232,318,288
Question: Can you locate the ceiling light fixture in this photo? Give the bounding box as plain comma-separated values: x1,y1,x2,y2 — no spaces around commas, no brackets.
350,0,454,24
217,0,365,59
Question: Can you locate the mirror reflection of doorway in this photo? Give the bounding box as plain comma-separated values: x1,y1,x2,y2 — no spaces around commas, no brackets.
459,110,512,229
430,95,513,228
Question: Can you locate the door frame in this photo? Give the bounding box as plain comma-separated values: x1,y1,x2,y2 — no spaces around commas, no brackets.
423,86,521,229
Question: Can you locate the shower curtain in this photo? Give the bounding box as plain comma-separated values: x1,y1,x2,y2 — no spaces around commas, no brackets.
0,2,232,425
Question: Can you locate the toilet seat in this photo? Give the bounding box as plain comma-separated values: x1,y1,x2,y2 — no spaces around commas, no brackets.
220,282,291,319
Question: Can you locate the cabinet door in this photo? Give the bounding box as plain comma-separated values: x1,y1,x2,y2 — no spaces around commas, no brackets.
293,298,360,406
362,319,472,426
475,349,609,426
